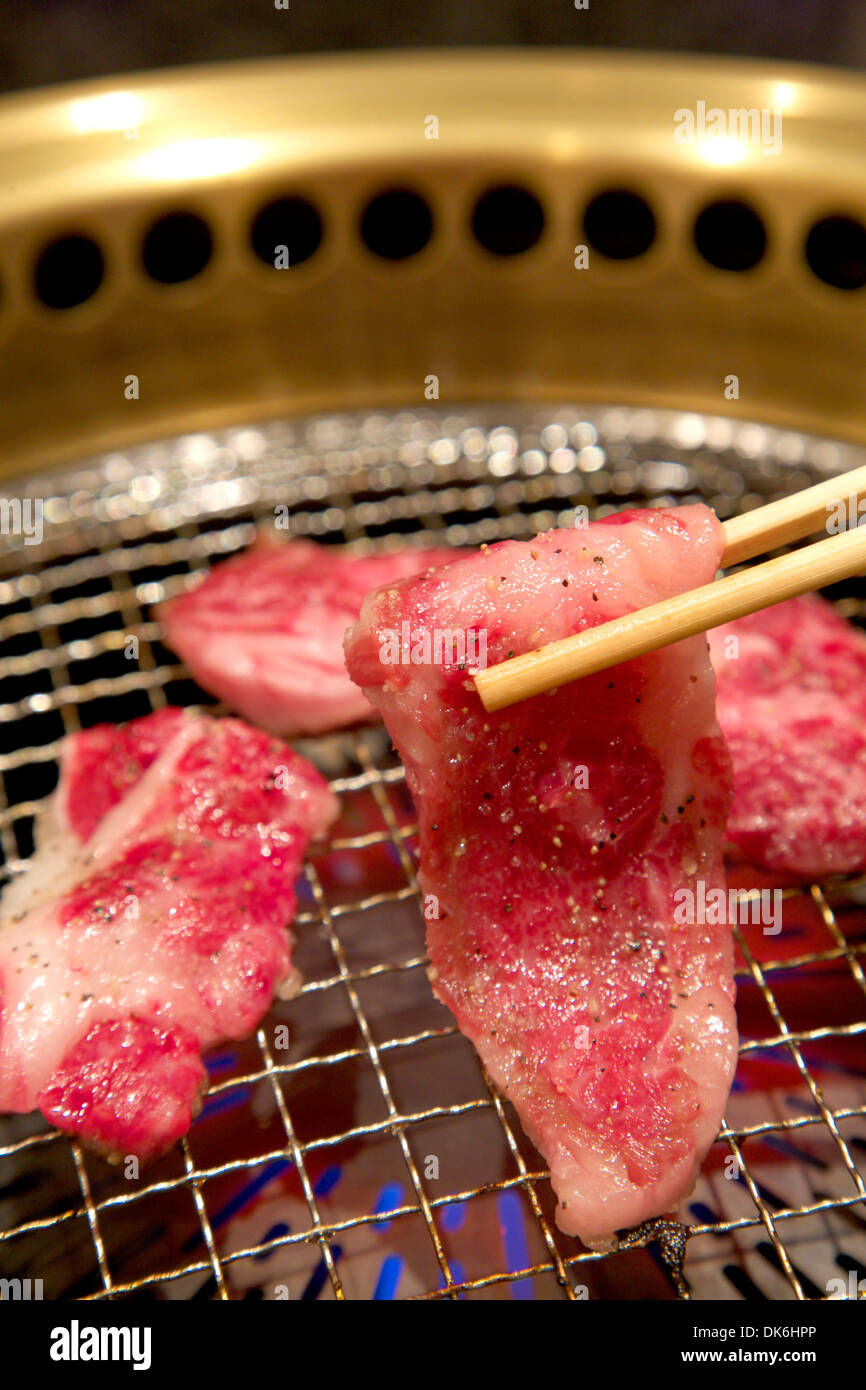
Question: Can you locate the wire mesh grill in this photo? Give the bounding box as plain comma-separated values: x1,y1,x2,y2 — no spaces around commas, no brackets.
1,404,865,1301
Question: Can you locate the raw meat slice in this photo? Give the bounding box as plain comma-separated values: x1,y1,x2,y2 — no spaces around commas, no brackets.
345,507,737,1245
0,708,337,1160
158,537,457,736
709,593,866,877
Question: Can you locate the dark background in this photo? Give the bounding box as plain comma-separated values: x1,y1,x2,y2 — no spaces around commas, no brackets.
1,0,865,93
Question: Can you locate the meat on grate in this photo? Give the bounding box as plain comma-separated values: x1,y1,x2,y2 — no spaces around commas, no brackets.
158,536,457,736
709,593,866,877
0,708,337,1161
345,507,737,1245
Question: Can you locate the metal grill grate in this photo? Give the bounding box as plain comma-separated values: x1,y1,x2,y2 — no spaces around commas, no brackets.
1,405,865,1301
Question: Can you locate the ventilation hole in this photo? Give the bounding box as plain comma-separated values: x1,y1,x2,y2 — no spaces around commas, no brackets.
360,189,433,261
693,200,766,272
142,212,213,284
805,215,866,290
471,185,545,257
251,196,323,269
34,234,104,309
583,190,656,261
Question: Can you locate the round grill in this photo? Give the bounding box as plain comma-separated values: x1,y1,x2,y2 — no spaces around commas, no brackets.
1,53,865,1301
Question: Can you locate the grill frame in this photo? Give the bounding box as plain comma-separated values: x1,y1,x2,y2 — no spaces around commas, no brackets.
3,52,866,478
1,403,865,1301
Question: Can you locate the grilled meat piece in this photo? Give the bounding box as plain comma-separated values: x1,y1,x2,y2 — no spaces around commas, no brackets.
345,507,737,1244
710,593,866,877
0,708,337,1160
158,537,457,736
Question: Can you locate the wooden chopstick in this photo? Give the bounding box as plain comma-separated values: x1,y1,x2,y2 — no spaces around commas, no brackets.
719,462,866,566
473,463,866,713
